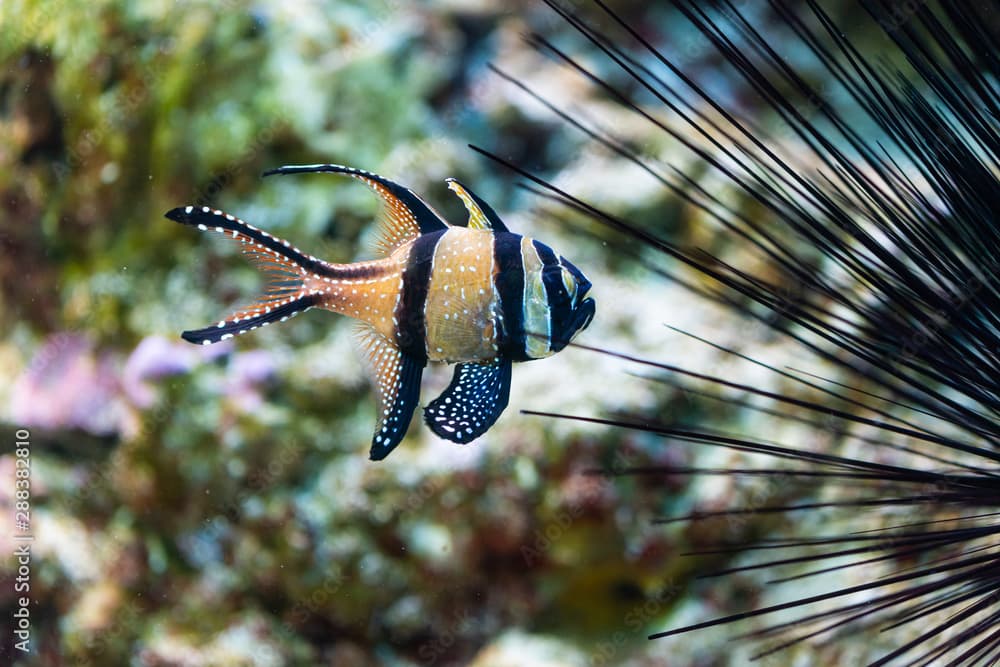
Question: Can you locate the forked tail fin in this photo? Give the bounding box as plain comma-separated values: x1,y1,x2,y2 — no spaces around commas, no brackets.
166,205,329,345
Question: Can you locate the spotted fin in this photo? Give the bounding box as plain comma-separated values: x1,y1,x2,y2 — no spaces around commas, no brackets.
446,179,509,232
356,324,425,460
166,205,326,345
180,296,318,345
263,164,449,256
424,359,512,443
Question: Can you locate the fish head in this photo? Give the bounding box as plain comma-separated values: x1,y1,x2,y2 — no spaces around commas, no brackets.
543,252,595,354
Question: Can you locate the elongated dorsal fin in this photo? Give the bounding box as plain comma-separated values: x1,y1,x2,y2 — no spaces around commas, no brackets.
264,164,450,257
446,179,509,232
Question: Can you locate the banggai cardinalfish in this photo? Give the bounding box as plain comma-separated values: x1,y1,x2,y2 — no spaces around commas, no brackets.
166,164,595,460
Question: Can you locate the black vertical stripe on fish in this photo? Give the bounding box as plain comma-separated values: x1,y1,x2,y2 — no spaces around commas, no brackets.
536,240,576,350
560,256,592,297
493,232,528,361
395,231,443,360
424,359,512,442
165,206,336,278
181,295,319,345
531,239,560,268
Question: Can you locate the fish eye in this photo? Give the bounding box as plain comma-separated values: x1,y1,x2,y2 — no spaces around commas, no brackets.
561,267,577,302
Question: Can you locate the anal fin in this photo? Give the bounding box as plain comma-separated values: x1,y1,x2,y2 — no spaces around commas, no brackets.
356,324,425,460
424,359,512,443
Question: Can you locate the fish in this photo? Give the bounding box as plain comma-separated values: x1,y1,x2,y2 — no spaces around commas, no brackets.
165,164,596,460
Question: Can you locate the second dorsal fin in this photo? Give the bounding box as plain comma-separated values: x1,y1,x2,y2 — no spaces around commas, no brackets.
264,164,450,257
446,179,510,232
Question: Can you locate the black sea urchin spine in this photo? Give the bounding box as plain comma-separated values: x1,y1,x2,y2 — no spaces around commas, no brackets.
479,0,1000,664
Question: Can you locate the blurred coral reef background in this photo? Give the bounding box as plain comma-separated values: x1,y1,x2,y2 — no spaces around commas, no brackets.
0,1,870,665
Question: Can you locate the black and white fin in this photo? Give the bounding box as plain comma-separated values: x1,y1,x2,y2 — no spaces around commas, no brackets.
263,164,450,256
446,179,510,232
356,324,425,460
166,205,333,275
424,359,512,443
166,205,326,345
181,296,318,345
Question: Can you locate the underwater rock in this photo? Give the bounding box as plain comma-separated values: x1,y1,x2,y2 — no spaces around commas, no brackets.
9,334,123,435
122,335,217,408
469,630,588,667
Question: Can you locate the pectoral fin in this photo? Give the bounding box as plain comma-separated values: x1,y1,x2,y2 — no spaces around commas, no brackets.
356,325,425,460
424,359,512,443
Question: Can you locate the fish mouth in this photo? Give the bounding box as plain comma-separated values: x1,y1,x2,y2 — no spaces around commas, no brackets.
550,298,596,352
574,298,596,334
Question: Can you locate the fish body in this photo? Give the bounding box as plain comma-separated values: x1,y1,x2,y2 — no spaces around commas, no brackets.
166,164,595,459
